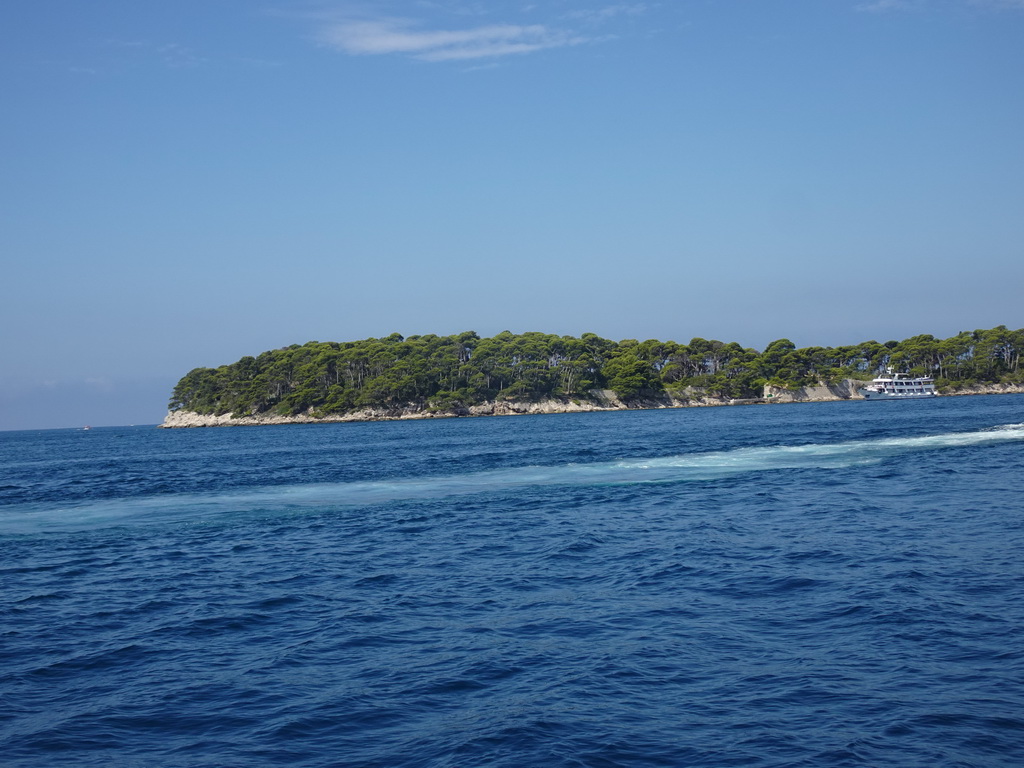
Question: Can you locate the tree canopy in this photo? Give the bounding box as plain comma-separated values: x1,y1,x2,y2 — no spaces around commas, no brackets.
169,326,1024,417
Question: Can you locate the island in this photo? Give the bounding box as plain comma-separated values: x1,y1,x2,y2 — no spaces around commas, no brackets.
162,327,1024,427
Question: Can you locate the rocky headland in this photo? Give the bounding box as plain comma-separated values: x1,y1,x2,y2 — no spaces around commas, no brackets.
163,328,1024,428
159,378,1017,428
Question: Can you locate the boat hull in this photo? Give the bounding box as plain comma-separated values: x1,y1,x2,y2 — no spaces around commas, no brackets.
859,389,936,400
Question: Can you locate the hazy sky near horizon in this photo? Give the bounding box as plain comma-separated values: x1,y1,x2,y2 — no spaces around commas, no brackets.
2,0,1023,429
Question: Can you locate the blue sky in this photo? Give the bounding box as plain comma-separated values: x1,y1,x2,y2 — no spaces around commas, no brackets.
2,0,1023,429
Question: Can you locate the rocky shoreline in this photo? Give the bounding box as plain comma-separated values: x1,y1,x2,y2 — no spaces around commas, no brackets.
160,380,1024,428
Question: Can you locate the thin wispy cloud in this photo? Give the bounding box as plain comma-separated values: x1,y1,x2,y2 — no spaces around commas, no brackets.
155,43,205,68
318,17,587,61
855,0,919,12
103,39,205,68
857,0,1024,10
565,3,649,24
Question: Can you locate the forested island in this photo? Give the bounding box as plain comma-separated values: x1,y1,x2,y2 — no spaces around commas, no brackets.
164,326,1024,426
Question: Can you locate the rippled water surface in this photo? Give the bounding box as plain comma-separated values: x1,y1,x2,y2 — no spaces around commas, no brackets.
3,396,1024,767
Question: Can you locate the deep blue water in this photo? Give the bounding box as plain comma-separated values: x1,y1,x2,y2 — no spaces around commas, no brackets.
2,396,1024,767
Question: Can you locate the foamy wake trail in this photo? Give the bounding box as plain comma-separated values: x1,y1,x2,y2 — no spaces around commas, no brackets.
5,424,1024,532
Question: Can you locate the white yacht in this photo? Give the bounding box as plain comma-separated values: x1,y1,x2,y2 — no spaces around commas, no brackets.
859,369,937,400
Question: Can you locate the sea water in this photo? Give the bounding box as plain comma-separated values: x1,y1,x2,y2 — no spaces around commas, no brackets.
2,396,1023,767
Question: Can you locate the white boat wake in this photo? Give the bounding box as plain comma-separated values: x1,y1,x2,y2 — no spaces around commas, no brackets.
4,423,1023,533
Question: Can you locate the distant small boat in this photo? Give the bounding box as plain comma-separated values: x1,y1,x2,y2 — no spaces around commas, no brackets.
859,369,936,400
83,425,91,431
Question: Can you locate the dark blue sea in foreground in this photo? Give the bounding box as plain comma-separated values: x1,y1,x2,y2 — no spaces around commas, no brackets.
2,396,1024,767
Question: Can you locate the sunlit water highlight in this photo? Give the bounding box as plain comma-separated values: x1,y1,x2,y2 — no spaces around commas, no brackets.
2,397,1024,766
